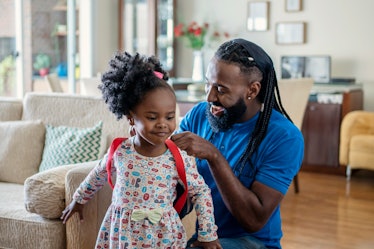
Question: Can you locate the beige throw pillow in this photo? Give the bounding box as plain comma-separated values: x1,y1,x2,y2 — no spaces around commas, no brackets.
0,120,45,184
24,163,77,219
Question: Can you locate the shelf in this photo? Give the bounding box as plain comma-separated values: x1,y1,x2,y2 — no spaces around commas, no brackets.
175,90,205,103
311,83,363,94
55,30,80,36
53,5,79,11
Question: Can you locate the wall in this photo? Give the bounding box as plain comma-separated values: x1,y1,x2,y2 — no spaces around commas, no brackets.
173,0,374,111
79,0,118,78
93,0,119,75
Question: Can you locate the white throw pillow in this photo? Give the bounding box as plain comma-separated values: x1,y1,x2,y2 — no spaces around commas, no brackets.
0,120,45,184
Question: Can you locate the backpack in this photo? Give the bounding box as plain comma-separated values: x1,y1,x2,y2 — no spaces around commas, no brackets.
105,137,189,215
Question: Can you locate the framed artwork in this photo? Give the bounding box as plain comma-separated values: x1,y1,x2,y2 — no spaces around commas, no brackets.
276,22,306,44
285,0,302,12
247,1,269,31
281,55,331,83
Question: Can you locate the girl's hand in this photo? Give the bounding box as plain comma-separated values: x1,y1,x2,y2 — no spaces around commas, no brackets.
60,199,84,224
190,239,222,249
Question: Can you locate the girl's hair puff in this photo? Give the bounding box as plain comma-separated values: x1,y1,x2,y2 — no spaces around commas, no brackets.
99,52,171,119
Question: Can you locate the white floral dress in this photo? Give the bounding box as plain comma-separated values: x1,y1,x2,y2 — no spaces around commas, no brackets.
73,137,218,249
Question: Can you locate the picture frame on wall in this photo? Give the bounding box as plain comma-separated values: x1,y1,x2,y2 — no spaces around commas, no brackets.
247,1,270,31
281,55,331,83
276,22,306,44
285,0,302,12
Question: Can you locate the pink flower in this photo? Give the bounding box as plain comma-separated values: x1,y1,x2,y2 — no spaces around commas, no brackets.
174,21,208,50
174,21,231,50
174,23,185,38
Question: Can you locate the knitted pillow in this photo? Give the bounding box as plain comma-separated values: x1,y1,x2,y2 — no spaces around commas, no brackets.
39,121,103,172
0,120,45,184
24,163,77,218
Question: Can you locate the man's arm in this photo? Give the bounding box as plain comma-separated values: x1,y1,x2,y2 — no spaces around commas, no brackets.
171,131,283,232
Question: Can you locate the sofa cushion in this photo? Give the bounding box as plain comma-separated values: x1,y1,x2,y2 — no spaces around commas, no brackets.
22,92,130,158
0,182,65,249
24,164,78,219
0,120,45,184
0,97,23,121
39,121,103,172
349,134,374,168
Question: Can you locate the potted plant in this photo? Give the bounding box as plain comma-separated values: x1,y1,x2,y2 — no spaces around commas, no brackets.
0,55,15,95
174,21,230,82
33,53,51,76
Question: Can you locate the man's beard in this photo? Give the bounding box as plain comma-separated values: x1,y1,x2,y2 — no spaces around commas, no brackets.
205,98,247,133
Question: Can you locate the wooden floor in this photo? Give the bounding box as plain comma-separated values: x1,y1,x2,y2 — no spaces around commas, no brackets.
280,170,374,249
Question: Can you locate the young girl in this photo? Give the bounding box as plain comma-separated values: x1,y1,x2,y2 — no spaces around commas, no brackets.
60,52,221,249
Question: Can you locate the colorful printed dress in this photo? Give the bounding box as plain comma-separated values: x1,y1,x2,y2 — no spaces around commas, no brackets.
73,137,218,248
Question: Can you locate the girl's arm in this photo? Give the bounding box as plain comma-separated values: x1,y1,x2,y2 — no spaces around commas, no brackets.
60,156,110,223
73,155,111,204
183,153,218,243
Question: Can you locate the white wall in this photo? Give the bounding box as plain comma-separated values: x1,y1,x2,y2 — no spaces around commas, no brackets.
174,0,374,111
94,0,119,75
80,0,118,78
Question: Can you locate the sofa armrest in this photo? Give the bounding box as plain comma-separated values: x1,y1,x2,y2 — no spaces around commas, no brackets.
181,210,197,240
340,110,374,165
65,161,112,249
24,163,78,218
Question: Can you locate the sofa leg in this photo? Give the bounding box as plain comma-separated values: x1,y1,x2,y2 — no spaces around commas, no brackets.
346,165,351,180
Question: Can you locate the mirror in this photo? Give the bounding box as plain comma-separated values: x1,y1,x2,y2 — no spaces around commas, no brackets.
119,0,174,74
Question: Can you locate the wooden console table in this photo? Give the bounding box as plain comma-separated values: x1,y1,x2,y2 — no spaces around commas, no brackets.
175,89,205,116
171,79,205,116
301,84,363,175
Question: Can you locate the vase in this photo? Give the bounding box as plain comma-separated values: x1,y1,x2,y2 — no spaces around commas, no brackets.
39,68,49,77
191,50,204,82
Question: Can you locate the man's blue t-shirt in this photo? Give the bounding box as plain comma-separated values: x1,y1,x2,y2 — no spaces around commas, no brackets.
178,102,304,249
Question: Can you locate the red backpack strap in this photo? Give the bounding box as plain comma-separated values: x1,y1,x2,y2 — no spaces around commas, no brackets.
106,137,126,189
165,138,187,214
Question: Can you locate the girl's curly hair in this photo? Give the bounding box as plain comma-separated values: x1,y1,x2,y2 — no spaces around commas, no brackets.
99,52,171,119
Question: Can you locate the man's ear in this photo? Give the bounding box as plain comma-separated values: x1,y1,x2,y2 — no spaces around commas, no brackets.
247,81,261,99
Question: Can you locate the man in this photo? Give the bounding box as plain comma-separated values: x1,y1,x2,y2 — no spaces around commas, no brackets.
171,38,304,249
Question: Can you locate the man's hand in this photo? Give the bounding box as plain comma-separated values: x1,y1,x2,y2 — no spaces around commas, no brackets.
171,131,221,162
189,239,222,249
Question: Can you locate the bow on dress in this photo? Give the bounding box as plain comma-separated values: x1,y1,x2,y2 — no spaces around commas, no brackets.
131,208,163,224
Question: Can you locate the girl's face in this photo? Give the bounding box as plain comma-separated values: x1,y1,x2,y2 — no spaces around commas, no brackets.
131,87,177,149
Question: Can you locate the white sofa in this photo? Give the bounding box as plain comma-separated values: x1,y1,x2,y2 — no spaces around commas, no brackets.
0,92,196,249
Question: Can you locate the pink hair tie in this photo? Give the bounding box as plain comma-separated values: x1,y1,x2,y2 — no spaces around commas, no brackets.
154,71,163,79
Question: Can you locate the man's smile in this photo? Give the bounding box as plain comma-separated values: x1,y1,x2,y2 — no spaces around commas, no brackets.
210,105,225,117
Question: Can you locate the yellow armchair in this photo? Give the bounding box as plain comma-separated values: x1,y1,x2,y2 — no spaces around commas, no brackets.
339,110,374,178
